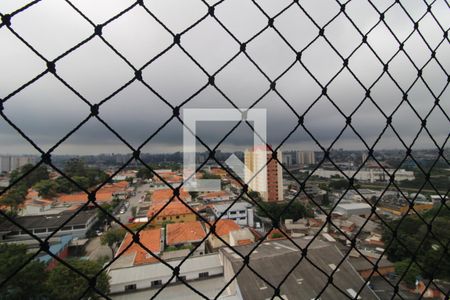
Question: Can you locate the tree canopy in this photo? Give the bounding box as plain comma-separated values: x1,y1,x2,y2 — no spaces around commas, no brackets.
136,167,153,180
0,244,110,299
0,244,47,299
383,206,450,282
256,200,314,222
101,228,126,257
46,259,110,300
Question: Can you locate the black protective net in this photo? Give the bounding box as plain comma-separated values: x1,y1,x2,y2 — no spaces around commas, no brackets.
0,0,449,299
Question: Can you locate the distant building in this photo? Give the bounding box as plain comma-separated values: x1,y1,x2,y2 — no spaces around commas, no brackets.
314,168,415,183
244,146,283,202
297,150,316,165
0,155,35,173
334,203,372,218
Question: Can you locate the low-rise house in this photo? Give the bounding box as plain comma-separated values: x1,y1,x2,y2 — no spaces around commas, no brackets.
115,228,162,266
166,221,206,255
348,215,380,234
147,188,196,225
151,188,192,204
199,191,231,203
207,219,241,250
211,201,254,227
147,200,197,226
229,228,255,246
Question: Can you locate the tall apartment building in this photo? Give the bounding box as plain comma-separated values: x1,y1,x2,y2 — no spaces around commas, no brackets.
297,151,316,165
244,146,283,202
0,155,35,173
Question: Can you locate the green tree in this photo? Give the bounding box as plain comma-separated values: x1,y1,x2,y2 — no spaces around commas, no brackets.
10,164,49,188
101,228,126,257
394,260,421,287
33,179,58,198
383,206,450,281
63,159,109,189
131,206,137,218
0,244,48,299
0,187,28,216
136,167,153,180
329,179,349,190
248,191,262,201
46,259,109,300
256,200,313,222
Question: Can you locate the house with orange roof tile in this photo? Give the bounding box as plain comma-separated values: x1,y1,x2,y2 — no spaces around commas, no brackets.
166,221,206,255
57,191,113,205
150,188,191,205
199,190,231,203
115,228,162,266
147,199,196,226
207,219,241,250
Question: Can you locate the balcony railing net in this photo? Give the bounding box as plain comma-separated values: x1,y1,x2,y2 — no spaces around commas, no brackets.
0,0,449,299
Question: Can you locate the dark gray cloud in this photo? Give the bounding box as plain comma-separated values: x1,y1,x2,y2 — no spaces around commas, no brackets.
0,0,449,155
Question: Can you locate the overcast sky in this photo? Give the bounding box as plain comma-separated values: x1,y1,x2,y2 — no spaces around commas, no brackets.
0,0,449,155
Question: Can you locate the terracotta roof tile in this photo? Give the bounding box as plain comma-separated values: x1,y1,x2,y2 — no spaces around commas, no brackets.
166,221,206,245
116,228,162,265
209,219,240,237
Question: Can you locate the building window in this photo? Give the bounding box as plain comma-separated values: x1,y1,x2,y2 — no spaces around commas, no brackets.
239,210,246,214
61,226,71,231
73,225,86,230
199,272,209,279
124,284,136,291
176,216,180,219
176,276,186,282
34,228,46,234
151,280,162,287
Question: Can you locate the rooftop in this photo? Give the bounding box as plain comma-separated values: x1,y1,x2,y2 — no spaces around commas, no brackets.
208,219,240,237
336,203,372,210
0,210,97,233
166,221,206,245
147,199,194,218
150,188,190,204
220,238,378,300
212,201,252,213
116,228,162,266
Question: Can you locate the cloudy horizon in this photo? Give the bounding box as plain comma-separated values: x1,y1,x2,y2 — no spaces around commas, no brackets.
1,0,449,156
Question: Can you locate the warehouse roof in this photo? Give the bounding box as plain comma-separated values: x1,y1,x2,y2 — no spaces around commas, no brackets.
220,238,378,300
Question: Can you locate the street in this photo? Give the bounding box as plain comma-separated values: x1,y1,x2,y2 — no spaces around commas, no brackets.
116,183,150,225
